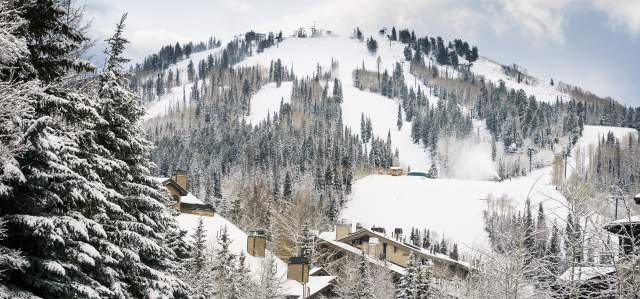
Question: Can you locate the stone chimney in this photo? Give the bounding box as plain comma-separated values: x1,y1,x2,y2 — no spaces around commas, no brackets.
287,257,310,284
247,229,267,257
335,219,352,240
171,170,188,191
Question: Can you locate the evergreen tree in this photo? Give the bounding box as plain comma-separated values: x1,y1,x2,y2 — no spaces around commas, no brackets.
428,163,438,178
450,243,459,260
283,171,293,200
355,252,374,299
397,103,403,130
190,217,207,272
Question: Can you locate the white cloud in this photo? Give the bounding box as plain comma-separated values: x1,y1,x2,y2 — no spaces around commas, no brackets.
591,0,640,35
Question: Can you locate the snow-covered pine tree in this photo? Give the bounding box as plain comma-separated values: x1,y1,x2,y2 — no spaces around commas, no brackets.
428,162,438,178
416,260,434,298
397,252,419,298
93,14,188,297
1,2,165,297
255,254,284,299
397,103,403,130
355,252,374,299
213,226,238,298
190,217,207,272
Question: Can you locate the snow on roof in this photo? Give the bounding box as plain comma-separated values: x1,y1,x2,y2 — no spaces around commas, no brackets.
605,215,640,227
316,231,406,275
180,193,205,205
176,214,333,297
347,228,471,270
558,266,616,282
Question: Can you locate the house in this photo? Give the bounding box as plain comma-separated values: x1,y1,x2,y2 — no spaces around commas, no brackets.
603,193,640,256
161,170,215,216
389,166,404,176
317,220,471,281
555,266,617,297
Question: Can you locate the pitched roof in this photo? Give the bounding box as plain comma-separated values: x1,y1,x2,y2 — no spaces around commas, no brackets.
338,228,472,271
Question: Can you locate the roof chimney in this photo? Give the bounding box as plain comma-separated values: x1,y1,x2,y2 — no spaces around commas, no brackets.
336,219,352,240
393,228,403,241
287,257,310,284
247,229,267,257
171,170,188,191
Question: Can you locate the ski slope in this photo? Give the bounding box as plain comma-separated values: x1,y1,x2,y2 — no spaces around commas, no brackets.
342,167,566,248
246,81,292,124
239,35,435,171
144,46,223,120
471,57,570,103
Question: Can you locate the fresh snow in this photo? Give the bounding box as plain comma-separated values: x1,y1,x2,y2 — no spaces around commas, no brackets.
568,125,637,177
176,213,333,298
180,193,205,205
246,81,292,124
239,35,436,171
342,167,566,247
471,57,570,103
144,46,223,120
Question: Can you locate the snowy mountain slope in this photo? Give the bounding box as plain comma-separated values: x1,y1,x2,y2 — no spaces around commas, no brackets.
567,125,638,176
342,167,565,247
238,35,438,171
471,57,570,103
246,81,292,124
176,213,333,298
144,46,223,120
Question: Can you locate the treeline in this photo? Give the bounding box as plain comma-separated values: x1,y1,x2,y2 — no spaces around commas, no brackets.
132,31,282,104
133,36,221,74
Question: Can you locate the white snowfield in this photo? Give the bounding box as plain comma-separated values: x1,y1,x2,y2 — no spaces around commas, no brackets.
176,213,333,298
567,125,638,177
342,167,566,248
471,57,570,103
239,34,435,171
246,81,292,125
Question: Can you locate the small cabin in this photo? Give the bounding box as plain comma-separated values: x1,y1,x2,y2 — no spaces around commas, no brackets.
389,167,404,176
163,170,214,216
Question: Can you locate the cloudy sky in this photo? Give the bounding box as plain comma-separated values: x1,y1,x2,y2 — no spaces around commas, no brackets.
80,0,640,105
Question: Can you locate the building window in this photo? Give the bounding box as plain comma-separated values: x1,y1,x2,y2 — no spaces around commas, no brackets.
393,246,397,253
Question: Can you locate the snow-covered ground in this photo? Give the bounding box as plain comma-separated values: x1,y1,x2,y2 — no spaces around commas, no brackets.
471,57,570,103
343,125,637,249
144,47,223,120
239,35,436,171
177,213,333,297
246,81,292,124
568,125,637,176
341,167,565,248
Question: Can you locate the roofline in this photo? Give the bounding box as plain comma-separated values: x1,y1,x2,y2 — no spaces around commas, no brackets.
163,178,188,196
337,228,471,271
